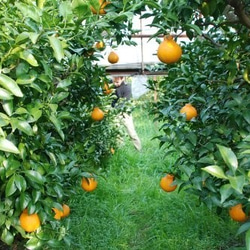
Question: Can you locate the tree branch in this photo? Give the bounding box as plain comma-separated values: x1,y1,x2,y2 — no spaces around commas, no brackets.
202,33,222,47
227,0,250,28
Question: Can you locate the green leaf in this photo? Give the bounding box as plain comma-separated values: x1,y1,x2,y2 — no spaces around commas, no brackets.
217,144,238,173
57,153,66,165
15,32,30,44
0,88,13,100
144,0,161,9
5,160,21,178
29,32,40,44
16,74,36,85
241,149,250,155
0,214,6,227
0,138,20,154
32,190,41,203
228,175,245,194
47,239,63,248
48,36,64,63
184,23,202,36
219,184,233,203
244,111,250,125
18,142,27,161
1,228,14,246
11,118,34,136
49,114,65,140
187,132,197,146
46,151,57,166
36,0,46,9
28,108,43,122
57,78,72,89
72,0,87,9
237,222,250,236
15,108,28,115
87,144,96,154
24,170,45,185
0,128,4,137
57,111,72,120
202,165,228,179
72,1,90,19
2,100,13,116
59,1,73,21
30,82,42,93
0,113,10,127
0,74,23,97
25,237,43,249
15,2,41,23
246,229,250,250
20,192,31,211
19,50,39,67
53,185,64,199
48,104,58,112
113,13,130,23
18,121,33,136
15,175,27,192
16,62,30,77
5,175,17,197
197,156,214,165
51,92,69,103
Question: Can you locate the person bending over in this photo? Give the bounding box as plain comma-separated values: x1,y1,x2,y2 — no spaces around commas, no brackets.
112,76,142,151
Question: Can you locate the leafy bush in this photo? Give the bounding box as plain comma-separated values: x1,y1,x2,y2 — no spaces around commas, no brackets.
146,0,250,245
0,0,144,248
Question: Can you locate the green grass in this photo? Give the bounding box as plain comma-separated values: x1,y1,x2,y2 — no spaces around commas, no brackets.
63,101,244,250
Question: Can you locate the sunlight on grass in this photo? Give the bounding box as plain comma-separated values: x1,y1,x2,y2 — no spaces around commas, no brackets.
64,95,243,250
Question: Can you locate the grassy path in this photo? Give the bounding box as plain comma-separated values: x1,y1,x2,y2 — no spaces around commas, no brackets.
64,105,242,250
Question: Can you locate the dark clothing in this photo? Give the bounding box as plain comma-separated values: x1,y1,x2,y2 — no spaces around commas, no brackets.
112,81,132,108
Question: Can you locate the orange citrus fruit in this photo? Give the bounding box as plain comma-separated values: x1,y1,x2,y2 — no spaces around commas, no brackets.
91,0,110,15
110,147,115,154
108,51,119,64
103,83,112,95
229,204,248,222
157,35,182,64
91,107,104,121
53,207,63,220
62,204,70,218
95,41,105,50
19,209,41,232
160,174,177,192
180,103,198,121
81,177,98,192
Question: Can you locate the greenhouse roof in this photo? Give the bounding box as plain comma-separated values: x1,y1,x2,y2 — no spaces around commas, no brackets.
96,14,189,76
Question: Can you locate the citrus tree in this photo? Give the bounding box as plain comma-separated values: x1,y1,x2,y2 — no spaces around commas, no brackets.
0,0,151,248
145,0,250,246
2,0,249,248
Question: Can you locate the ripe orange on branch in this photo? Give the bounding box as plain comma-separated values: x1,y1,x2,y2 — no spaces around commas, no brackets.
19,209,41,232
91,107,104,121
108,51,119,64
53,204,70,220
229,204,248,222
160,174,177,192
91,0,110,15
110,147,115,154
95,41,105,50
180,103,198,121
62,204,70,218
102,82,112,95
157,35,182,64
81,177,98,192
53,207,63,220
